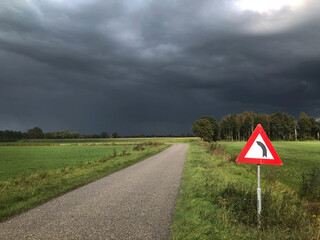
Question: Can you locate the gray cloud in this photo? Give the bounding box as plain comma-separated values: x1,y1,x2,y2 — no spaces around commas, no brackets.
1,0,320,135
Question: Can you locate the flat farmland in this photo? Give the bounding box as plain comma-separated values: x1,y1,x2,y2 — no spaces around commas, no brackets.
0,145,133,180
0,139,170,221
0,137,197,145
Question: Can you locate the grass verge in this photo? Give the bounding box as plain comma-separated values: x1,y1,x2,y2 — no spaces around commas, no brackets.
170,142,320,240
0,143,169,222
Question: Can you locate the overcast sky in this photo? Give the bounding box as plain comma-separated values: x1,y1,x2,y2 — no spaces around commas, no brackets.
1,0,320,135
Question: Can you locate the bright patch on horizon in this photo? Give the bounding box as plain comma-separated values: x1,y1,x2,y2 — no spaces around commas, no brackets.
236,0,304,13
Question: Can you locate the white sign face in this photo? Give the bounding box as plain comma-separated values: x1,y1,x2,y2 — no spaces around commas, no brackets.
244,134,274,159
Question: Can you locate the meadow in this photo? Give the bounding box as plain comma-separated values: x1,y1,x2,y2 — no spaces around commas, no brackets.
0,137,197,145
220,141,320,193
0,139,170,221
0,137,198,181
0,145,133,180
170,141,320,240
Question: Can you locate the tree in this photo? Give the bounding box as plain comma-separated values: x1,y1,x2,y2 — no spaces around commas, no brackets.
298,112,312,140
310,117,320,140
192,118,214,142
43,132,54,139
230,114,240,141
61,130,71,139
270,112,285,140
220,114,240,141
241,116,253,140
70,132,81,139
200,116,220,141
0,130,25,140
316,120,320,140
112,132,118,138
101,132,108,138
283,113,296,141
220,115,233,141
27,127,43,139
254,113,271,136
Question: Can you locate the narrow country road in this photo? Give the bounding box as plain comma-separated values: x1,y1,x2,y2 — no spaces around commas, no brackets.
0,143,188,240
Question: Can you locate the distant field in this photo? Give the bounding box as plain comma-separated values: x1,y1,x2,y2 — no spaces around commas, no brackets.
0,139,170,221
220,141,320,192
0,145,133,180
0,138,199,180
0,137,198,145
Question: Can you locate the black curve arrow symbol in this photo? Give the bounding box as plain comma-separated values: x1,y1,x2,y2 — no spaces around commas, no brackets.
256,141,267,157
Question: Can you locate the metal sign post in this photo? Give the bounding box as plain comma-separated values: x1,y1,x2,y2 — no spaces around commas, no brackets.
257,164,261,228
236,124,282,228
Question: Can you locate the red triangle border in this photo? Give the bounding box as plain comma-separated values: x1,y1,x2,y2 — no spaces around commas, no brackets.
236,124,283,165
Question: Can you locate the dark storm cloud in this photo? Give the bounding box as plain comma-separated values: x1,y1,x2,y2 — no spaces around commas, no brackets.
1,0,320,135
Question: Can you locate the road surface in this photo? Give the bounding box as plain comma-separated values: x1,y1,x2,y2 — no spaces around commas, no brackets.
0,143,188,240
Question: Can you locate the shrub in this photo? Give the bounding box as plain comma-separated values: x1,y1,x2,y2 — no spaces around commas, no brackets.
300,167,320,201
98,156,108,163
212,183,307,229
140,141,164,147
112,148,117,157
205,142,224,154
121,149,128,156
205,143,237,163
133,144,145,151
227,153,238,163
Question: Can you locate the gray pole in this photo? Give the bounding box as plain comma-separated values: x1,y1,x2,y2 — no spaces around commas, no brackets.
257,164,262,228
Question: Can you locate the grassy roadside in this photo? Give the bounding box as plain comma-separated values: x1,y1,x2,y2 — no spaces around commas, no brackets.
0,144,169,222
170,142,319,240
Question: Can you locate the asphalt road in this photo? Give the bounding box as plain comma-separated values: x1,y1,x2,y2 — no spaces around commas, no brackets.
0,143,188,240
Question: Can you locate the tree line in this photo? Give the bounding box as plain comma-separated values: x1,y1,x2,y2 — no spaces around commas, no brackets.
192,111,320,142
0,127,119,140
0,127,193,141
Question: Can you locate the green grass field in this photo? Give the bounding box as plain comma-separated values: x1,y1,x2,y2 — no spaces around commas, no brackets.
0,145,134,180
0,137,198,145
170,141,320,240
220,141,320,193
0,140,169,221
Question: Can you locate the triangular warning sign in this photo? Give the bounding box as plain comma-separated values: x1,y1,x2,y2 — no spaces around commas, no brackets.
236,124,282,165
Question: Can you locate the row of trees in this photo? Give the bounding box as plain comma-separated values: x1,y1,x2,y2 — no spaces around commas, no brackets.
0,128,193,140
0,127,45,140
0,127,119,140
43,131,118,139
192,112,320,142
